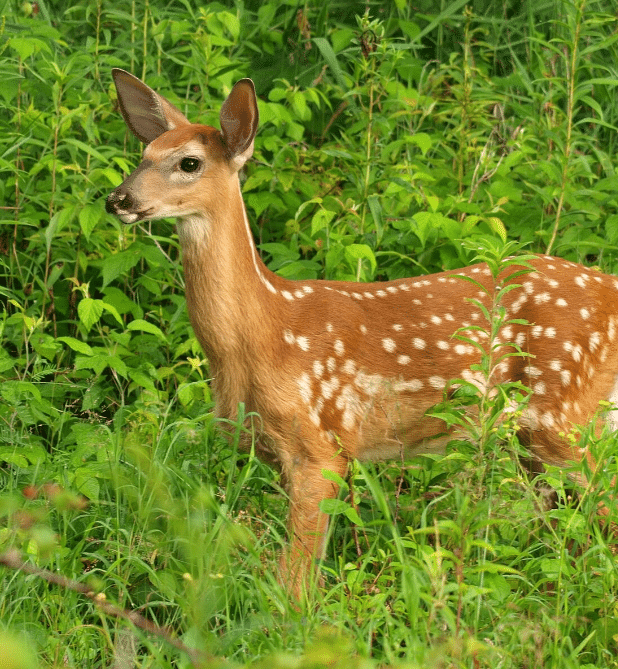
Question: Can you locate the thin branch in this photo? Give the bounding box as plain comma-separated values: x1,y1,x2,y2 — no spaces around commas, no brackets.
0,550,207,667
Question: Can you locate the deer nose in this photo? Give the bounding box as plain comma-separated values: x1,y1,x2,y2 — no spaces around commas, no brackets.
106,188,133,214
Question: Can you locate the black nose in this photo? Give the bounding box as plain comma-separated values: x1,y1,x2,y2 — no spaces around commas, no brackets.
106,189,132,214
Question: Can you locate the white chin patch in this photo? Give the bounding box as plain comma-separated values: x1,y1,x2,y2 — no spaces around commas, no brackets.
118,212,139,224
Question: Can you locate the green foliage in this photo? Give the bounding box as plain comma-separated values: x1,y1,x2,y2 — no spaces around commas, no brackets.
1,0,618,667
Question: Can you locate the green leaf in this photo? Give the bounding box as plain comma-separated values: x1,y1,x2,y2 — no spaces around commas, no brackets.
343,506,364,526
345,244,377,277
57,336,94,356
78,204,101,242
313,37,351,94
319,498,351,515
311,208,335,236
9,37,50,59
321,468,349,492
408,132,432,156
127,319,167,341
101,247,143,288
0,448,29,468
78,298,104,332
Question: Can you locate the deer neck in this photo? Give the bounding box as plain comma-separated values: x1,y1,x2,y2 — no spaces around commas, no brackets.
175,180,283,368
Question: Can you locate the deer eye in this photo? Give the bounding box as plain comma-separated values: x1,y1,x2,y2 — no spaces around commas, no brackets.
180,157,200,173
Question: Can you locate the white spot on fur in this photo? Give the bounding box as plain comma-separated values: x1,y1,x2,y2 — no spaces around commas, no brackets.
534,292,551,304
320,377,340,400
393,379,423,393
334,339,345,356
382,338,396,353
342,359,356,375
413,338,426,350
354,372,383,396
533,381,546,395
298,373,312,404
338,384,363,431
297,336,310,351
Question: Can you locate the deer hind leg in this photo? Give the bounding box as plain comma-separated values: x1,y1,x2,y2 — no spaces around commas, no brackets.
518,401,616,523
278,435,349,600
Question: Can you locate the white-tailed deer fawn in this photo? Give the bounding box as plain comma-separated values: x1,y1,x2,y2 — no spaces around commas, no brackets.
106,69,617,596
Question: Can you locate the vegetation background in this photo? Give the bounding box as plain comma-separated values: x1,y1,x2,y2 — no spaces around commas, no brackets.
1,0,618,666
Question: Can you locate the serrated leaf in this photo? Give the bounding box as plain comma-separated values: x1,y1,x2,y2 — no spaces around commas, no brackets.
78,298,104,332
101,301,123,326
101,247,142,288
107,355,128,378
79,204,101,242
321,468,349,492
311,208,335,236
487,217,507,243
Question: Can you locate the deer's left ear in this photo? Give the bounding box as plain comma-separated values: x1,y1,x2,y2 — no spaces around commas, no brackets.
219,78,259,169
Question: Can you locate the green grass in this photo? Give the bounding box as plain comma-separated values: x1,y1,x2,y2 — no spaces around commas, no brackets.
1,0,618,666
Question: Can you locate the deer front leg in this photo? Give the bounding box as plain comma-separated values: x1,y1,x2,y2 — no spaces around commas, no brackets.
279,445,349,600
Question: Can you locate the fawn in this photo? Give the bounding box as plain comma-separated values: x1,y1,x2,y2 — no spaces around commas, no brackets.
106,69,618,597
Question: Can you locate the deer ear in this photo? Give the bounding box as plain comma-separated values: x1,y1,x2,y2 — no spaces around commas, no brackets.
112,68,190,144
219,79,259,169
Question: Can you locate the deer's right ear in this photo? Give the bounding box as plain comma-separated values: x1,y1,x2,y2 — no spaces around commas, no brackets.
111,68,190,144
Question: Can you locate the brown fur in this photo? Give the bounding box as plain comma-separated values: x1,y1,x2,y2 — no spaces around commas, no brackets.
106,69,618,599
